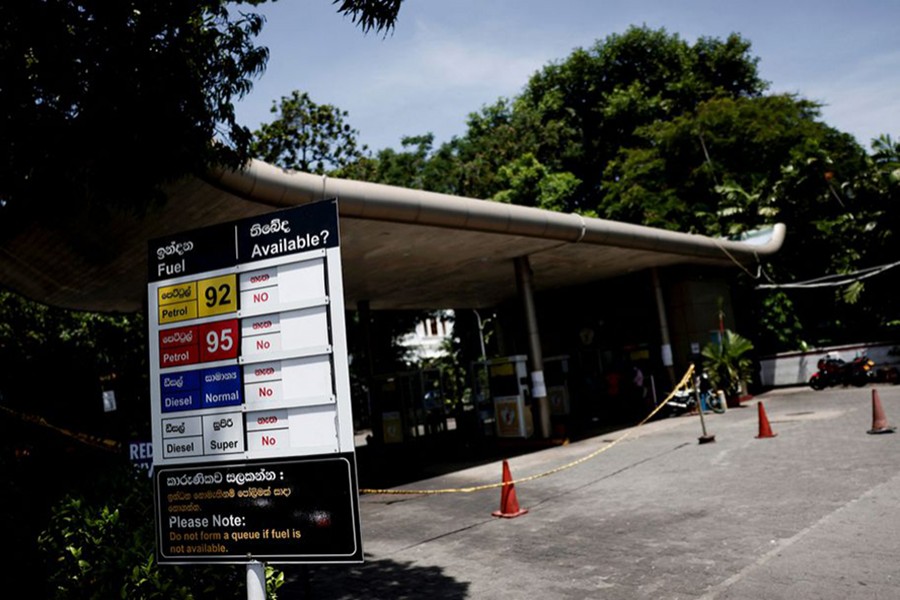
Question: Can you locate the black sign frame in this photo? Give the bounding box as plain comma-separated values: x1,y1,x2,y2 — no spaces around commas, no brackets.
148,199,340,282
154,454,363,564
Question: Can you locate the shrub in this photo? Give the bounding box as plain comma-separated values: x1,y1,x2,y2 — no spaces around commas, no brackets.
701,329,755,398
38,464,283,600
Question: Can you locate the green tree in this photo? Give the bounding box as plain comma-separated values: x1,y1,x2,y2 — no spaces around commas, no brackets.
871,134,900,171
443,98,540,199
493,153,581,212
332,0,404,34
599,90,899,350
0,0,402,232
513,26,767,214
356,27,766,215
337,98,540,200
819,133,900,332
336,132,469,195
251,90,367,174
338,134,435,187
601,94,852,233
0,290,148,433
329,25,898,352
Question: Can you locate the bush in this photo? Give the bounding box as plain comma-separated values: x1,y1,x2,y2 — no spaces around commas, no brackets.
37,464,284,600
701,329,755,399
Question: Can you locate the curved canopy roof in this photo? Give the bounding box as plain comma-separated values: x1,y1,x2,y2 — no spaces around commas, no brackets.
0,159,785,313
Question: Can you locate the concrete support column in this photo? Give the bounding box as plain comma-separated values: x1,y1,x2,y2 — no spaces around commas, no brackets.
357,300,374,380
651,268,676,390
514,256,551,439
357,300,375,432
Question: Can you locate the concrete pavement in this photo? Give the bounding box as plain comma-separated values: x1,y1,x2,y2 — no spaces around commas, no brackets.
280,385,900,599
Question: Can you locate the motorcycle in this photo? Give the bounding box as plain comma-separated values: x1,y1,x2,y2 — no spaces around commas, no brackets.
663,372,726,416
808,354,876,390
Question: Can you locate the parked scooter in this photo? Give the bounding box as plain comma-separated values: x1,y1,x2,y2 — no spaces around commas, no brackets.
664,372,726,416
665,387,696,416
808,353,876,390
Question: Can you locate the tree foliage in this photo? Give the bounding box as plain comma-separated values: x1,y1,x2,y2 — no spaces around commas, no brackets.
333,25,899,352
493,153,581,211
602,94,839,232
0,290,148,432
332,0,402,35
512,26,767,214
0,0,267,228
0,0,403,233
343,26,768,215
0,4,410,585
251,90,367,174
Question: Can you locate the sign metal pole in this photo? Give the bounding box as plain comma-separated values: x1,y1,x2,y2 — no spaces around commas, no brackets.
247,561,266,600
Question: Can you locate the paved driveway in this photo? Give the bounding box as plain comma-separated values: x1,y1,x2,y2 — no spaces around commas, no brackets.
281,385,900,599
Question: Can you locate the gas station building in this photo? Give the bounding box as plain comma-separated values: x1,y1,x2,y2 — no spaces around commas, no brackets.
0,159,785,445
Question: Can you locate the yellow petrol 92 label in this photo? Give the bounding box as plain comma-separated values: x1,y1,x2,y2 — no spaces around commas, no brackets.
158,301,198,324
158,282,197,305
198,274,238,318
158,282,198,324
157,276,237,324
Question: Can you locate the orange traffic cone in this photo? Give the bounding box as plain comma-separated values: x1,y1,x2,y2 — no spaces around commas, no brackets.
756,402,777,439
867,389,896,434
491,460,528,518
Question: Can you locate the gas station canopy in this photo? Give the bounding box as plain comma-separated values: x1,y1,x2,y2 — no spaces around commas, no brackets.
0,159,785,313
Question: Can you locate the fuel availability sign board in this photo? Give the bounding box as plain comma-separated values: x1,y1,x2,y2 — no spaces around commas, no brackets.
148,200,362,563
155,456,362,563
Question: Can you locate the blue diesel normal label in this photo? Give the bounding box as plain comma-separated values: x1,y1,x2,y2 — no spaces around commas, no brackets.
161,371,202,413
201,365,242,409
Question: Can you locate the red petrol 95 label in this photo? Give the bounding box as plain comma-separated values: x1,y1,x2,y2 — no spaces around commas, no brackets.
159,319,239,367
159,325,198,367
199,319,239,363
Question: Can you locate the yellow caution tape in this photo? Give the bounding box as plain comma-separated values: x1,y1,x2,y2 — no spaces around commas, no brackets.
360,364,697,495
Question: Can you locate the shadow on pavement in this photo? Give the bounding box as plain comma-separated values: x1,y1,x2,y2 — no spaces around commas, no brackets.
278,557,469,599
352,410,680,491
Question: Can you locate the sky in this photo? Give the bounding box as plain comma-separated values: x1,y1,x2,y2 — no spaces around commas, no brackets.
232,0,900,154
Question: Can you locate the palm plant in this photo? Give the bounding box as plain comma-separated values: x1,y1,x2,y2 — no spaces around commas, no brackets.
701,329,755,399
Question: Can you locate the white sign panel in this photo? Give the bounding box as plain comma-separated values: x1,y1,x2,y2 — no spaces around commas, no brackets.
147,200,354,468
